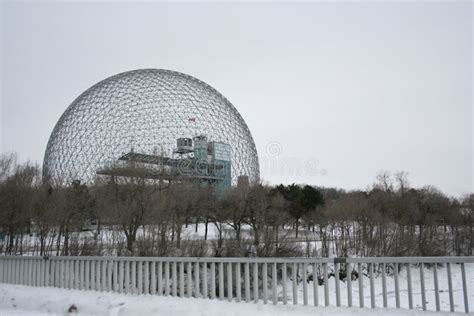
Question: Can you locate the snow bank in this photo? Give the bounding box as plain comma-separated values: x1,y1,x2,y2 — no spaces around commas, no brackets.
0,284,466,316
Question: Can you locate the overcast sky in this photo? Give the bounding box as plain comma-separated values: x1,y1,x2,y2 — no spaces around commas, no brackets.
1,1,472,196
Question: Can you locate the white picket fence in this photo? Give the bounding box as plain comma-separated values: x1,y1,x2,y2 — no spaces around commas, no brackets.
0,256,472,313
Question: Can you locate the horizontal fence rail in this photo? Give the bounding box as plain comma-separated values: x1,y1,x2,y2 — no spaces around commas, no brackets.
0,256,472,313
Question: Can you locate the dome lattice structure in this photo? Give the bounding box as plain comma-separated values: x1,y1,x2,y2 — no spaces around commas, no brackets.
43,69,259,185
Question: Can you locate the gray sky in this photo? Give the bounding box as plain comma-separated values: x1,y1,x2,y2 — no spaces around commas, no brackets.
1,1,472,196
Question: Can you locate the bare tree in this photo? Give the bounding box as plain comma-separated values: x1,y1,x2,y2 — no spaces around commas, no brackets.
97,168,158,255
0,160,40,254
166,182,199,250
219,185,249,247
61,180,95,255
394,171,410,195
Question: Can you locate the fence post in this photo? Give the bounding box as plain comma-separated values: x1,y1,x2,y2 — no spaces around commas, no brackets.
29,259,33,286
179,261,184,298
27,259,32,286
124,261,130,294
382,263,387,308
7,258,11,284
18,258,22,285
164,261,170,296
369,262,375,309
71,260,76,289
312,263,318,307
131,261,137,294
195,262,200,298
272,262,277,305
253,262,259,303
292,262,297,305
43,259,48,287
358,262,363,308
101,259,107,291
433,263,440,311
282,262,288,305
150,261,156,295
38,259,44,286
95,260,103,291
236,262,241,302
45,257,49,289
420,263,426,311
188,262,193,298
171,261,178,296
145,261,150,295
171,261,176,297
12,258,16,284
66,259,71,289
10,258,14,284
46,258,51,287
18,258,23,285
4,259,7,284
5,259,9,284
107,260,113,292
347,263,352,307
11,258,16,284
227,262,233,302
73,259,78,289
203,262,208,299
244,262,250,303
407,264,413,309
210,262,215,299
334,261,340,307
303,263,308,305
31,259,35,286
461,262,469,314
38,259,43,286
323,262,329,306
447,262,454,312
394,263,400,308
302,263,309,305
2,259,6,283
49,260,55,288
9,259,13,284
90,260,96,291
157,261,162,295
95,259,104,291
219,262,224,300
20,258,24,285
60,259,65,289
138,261,143,294
24,259,29,286
115,259,124,293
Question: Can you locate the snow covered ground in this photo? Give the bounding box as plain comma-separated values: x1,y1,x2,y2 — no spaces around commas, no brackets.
0,283,468,316
6,222,326,256
3,223,472,314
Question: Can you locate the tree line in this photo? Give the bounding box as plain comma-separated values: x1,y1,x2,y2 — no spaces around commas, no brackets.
0,152,472,257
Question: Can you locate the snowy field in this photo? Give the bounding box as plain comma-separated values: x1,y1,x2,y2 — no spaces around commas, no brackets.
9,222,328,256
0,283,468,316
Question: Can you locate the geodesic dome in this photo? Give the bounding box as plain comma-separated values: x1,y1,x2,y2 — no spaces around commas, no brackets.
43,69,259,185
